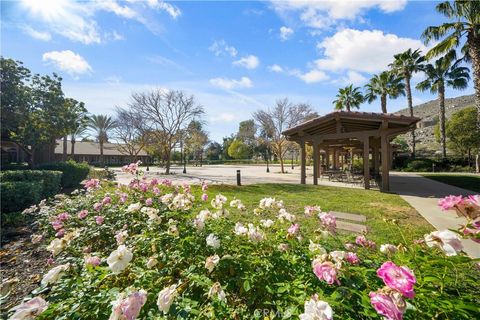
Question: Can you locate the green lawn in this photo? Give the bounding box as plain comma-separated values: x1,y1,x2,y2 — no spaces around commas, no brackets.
421,174,480,193
205,183,433,244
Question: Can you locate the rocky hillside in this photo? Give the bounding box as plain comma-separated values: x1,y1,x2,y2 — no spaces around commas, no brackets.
395,94,476,155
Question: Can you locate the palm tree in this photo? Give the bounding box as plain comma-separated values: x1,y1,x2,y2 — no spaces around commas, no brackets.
333,84,364,112
389,48,425,157
364,71,405,113
416,55,470,158
88,114,117,165
70,122,89,157
422,0,480,126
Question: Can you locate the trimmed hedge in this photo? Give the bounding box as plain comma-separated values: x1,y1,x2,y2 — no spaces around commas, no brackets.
0,170,62,199
0,181,42,213
38,160,90,188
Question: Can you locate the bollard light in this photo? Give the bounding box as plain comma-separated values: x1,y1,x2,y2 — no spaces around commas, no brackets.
236,170,241,186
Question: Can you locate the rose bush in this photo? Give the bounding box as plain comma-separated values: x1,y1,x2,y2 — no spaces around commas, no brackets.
8,166,479,319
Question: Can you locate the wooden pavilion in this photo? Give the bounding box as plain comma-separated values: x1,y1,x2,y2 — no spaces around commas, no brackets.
282,111,420,192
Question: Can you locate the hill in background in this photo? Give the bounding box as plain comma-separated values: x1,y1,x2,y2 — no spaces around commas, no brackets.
395,94,476,155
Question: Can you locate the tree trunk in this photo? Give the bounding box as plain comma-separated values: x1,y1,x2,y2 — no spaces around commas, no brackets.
381,95,387,113
439,84,447,159
165,151,171,174
405,73,416,158
71,138,75,157
346,103,350,112
467,31,480,172
278,144,285,173
100,141,104,165
62,136,68,161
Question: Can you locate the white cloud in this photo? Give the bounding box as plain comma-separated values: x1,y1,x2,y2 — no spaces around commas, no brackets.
21,25,51,41
271,0,407,29
268,64,284,73
105,75,122,85
42,50,92,77
292,69,329,84
209,40,238,57
210,77,253,89
338,70,368,86
209,113,236,123
233,55,260,70
279,26,294,41
19,0,181,44
145,0,182,19
314,28,427,73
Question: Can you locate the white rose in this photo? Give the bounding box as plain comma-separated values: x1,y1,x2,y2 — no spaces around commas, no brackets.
157,284,177,313
424,230,463,256
107,245,133,273
206,234,220,249
204,254,220,273
41,263,70,285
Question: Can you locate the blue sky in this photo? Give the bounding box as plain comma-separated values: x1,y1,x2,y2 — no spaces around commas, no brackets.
1,0,474,142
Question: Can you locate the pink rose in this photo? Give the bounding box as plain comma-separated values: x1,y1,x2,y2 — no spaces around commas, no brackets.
152,187,160,196
201,193,208,202
201,181,208,192
102,196,112,205
287,223,300,236
85,256,101,267
51,220,63,231
93,202,103,211
319,212,336,233
47,258,54,265
114,290,147,320
95,216,104,225
313,261,339,285
369,291,405,320
145,198,153,206
345,252,360,264
377,261,416,299
57,212,70,221
438,195,463,211
55,229,65,238
78,210,89,219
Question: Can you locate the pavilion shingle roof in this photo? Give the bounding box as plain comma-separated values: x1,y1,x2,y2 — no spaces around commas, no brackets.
282,111,420,136
54,140,148,156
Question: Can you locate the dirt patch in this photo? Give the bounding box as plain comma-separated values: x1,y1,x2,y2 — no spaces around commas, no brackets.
0,226,50,317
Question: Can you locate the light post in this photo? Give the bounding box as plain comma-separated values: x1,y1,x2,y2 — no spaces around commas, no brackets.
291,150,294,170
266,149,270,173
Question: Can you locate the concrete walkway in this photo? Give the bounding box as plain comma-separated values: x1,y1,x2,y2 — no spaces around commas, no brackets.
390,172,479,258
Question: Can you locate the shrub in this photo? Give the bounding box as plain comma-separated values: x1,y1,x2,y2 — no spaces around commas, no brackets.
38,160,90,188
0,181,42,213
403,158,436,172
0,170,62,199
9,170,478,319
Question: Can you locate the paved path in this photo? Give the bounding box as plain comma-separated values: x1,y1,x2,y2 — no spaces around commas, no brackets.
390,172,479,258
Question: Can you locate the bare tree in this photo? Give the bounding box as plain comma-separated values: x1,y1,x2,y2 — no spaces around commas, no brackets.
114,107,149,163
129,89,204,174
254,98,316,173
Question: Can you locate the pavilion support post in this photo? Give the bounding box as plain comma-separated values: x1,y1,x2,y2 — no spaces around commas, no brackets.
300,140,306,185
373,143,380,174
325,149,330,169
333,149,338,169
363,137,370,190
381,134,390,192
313,143,319,185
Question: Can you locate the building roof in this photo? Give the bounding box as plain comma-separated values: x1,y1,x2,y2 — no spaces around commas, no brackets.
282,111,420,138
54,140,148,156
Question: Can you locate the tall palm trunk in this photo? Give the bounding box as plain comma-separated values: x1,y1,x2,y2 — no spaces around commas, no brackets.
71,138,75,157
404,72,416,158
346,103,351,112
468,32,480,172
438,83,447,159
381,95,387,113
100,140,104,165
62,136,68,161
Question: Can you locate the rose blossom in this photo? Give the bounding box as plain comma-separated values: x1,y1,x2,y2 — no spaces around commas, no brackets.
345,252,360,264
369,290,405,320
424,229,463,256
313,261,339,285
115,230,128,244
107,245,133,273
206,234,220,249
78,210,89,219
55,229,65,238
207,282,226,302
299,294,333,320
146,257,158,268
157,285,177,313
51,220,63,231
287,223,300,236
95,216,105,225
438,195,463,210
380,244,398,254
57,212,70,221
201,193,208,202
102,196,112,205
41,263,70,285
377,261,416,299
145,198,153,206
110,290,147,320
85,256,101,267
93,202,103,211
8,297,48,320
319,212,336,232
205,255,220,273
